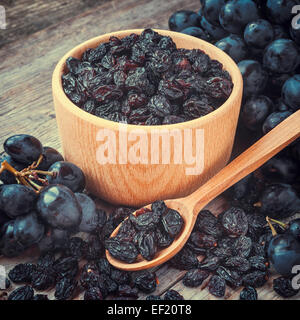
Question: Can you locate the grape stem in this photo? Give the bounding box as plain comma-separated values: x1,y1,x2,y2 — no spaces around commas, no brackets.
266,216,277,237
268,218,288,230
0,157,53,193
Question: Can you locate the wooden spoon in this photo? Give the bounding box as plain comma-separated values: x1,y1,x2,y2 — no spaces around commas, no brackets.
106,110,300,271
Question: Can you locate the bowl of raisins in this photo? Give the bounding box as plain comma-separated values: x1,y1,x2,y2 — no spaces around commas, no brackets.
52,29,243,206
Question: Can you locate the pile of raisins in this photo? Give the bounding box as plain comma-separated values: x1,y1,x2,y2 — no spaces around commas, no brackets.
62,28,233,125
5,208,158,300
169,206,270,299
170,164,300,300
3,202,184,301
105,201,184,263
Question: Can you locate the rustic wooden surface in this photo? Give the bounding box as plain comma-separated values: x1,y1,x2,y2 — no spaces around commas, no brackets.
0,0,299,300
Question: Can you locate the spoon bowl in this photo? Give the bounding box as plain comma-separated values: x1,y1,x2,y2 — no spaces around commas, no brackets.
106,110,300,271
107,199,194,270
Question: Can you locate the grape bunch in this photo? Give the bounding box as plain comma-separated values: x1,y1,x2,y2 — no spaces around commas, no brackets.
0,134,92,257
169,0,300,137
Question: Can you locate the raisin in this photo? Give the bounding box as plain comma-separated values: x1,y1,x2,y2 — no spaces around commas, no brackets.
127,92,148,109
79,263,101,290
210,246,232,259
194,210,223,238
134,271,157,294
252,243,266,258
82,99,96,114
182,269,210,287
240,286,258,300
128,107,150,124
208,275,226,298
206,77,233,99
31,269,55,290
221,207,248,237
85,235,104,261
246,213,266,241
249,255,269,271
105,238,138,263
111,207,134,227
100,217,116,240
161,208,183,237
8,263,36,283
84,287,103,300
191,51,210,73
98,273,118,295
110,269,131,286
129,211,160,231
223,256,251,273
189,231,217,249
125,67,150,91
198,256,221,272
158,79,183,100
8,285,34,300
37,252,55,270
273,277,300,298
147,95,173,117
232,236,253,258
169,247,199,270
96,258,112,275
117,285,139,299
66,57,82,75
115,219,136,243
93,85,123,103
164,289,184,300
55,277,77,300
64,237,87,260
216,266,242,288
134,230,157,261
186,240,207,255
149,50,172,74
218,237,235,249
53,256,78,280
183,95,214,119
151,200,167,215
156,226,174,248
243,271,268,288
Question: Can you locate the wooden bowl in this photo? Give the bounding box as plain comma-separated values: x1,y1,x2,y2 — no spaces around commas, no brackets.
52,29,243,207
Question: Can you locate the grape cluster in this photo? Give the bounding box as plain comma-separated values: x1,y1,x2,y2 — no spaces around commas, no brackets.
169,0,300,137
0,134,88,257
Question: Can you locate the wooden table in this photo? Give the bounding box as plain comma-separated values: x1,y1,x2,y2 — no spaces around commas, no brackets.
0,0,299,300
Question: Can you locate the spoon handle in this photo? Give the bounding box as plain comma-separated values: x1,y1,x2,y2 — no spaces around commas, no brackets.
185,110,300,217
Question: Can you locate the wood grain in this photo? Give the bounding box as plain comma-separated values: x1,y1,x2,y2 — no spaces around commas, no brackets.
0,0,111,48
